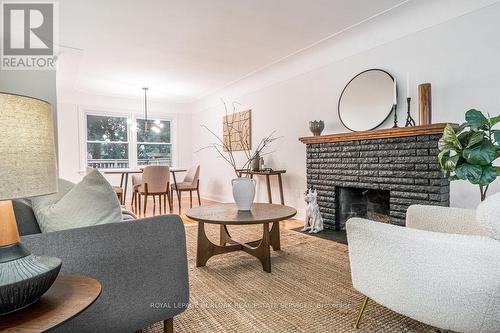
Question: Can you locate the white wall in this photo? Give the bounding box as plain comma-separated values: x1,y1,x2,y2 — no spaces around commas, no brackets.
57,90,192,197
190,1,500,219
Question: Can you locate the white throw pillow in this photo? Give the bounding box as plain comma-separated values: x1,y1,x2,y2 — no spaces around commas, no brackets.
476,192,500,240
32,170,122,232
31,178,75,208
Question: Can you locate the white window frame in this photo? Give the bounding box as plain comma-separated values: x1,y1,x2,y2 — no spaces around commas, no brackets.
85,112,131,169
135,118,173,166
78,107,176,171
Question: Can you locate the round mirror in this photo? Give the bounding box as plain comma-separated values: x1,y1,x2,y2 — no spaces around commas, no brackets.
338,69,395,132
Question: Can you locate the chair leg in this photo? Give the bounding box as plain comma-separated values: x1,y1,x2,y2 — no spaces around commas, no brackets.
196,189,201,206
138,194,142,216
167,190,173,213
131,191,135,212
189,190,193,208
159,194,162,214
170,189,174,211
134,192,140,214
164,317,173,333
143,194,148,216
178,190,182,212
162,194,165,214
352,296,369,329
153,195,157,216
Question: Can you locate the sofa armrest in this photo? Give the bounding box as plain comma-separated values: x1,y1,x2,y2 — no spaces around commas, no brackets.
406,204,486,236
21,215,189,333
346,218,500,333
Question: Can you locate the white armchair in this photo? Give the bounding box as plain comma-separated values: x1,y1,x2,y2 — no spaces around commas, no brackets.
346,198,500,333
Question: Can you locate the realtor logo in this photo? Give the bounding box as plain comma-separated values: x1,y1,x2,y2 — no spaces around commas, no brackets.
1,1,58,70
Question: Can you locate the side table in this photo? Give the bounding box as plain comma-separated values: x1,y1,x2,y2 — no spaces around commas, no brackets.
237,169,286,204
0,275,101,333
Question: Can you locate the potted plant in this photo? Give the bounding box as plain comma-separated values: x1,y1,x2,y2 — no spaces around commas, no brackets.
200,101,280,210
438,109,500,201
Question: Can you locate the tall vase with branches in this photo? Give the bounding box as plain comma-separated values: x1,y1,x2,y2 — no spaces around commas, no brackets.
438,109,500,201
199,100,281,210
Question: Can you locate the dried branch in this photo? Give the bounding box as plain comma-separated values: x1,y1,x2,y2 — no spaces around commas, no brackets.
199,99,281,178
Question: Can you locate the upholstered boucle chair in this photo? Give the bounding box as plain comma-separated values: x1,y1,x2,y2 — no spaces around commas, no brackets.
346,194,500,333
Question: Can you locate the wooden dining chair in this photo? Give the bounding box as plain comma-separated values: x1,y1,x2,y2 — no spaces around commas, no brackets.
135,166,172,216
86,167,124,204
171,165,201,211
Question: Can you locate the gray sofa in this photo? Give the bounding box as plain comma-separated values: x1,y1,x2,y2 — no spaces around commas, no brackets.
13,199,189,333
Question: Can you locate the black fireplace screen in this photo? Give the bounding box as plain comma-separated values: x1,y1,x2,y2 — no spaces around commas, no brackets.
337,187,390,230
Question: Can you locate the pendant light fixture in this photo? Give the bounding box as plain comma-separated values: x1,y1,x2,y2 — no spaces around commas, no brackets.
143,87,149,132
142,87,162,133
128,87,161,133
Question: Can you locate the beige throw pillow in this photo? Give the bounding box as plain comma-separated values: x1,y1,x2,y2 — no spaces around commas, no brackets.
32,170,122,232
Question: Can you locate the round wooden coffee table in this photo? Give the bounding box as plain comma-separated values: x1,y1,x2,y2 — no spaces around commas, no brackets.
0,275,101,332
186,203,297,273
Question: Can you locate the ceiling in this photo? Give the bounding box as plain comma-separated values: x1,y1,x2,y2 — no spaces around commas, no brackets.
57,0,407,103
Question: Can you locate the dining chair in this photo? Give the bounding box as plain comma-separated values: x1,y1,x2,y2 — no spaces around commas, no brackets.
86,166,124,204
171,165,201,211
135,166,172,216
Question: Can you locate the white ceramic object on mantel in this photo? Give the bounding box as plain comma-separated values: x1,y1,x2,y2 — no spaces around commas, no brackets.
232,177,256,211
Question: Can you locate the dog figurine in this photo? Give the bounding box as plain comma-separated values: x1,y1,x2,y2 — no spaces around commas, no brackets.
302,189,324,234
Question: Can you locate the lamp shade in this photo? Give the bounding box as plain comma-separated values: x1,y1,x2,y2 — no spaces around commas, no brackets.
0,92,57,200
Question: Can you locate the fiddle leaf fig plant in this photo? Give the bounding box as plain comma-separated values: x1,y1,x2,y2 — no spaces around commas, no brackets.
438,109,500,201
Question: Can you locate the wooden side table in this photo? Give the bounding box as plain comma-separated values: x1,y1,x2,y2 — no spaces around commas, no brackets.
237,169,286,205
0,275,101,333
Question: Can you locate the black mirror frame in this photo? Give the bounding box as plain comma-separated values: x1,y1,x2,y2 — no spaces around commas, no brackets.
337,68,395,132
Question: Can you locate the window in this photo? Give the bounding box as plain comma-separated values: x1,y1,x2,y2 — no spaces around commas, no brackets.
86,114,129,169
136,119,172,166
83,111,174,170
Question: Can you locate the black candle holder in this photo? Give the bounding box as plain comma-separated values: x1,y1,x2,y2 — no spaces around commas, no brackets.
392,104,398,128
405,97,416,127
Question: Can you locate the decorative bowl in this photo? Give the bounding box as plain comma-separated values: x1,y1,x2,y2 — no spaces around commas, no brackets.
0,255,62,315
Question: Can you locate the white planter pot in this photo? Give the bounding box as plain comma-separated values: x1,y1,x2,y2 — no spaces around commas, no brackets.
232,177,256,211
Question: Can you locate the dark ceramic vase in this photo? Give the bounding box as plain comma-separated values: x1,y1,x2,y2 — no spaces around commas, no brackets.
0,244,62,315
251,152,260,171
309,120,325,136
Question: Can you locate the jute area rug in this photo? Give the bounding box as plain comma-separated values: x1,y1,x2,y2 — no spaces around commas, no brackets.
144,224,437,333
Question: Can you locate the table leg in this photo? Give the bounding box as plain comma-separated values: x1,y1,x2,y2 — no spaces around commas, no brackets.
172,171,181,213
196,222,208,267
220,225,231,246
270,222,281,251
250,223,271,273
266,174,272,204
123,173,129,205
197,222,273,272
277,174,284,205
196,222,241,267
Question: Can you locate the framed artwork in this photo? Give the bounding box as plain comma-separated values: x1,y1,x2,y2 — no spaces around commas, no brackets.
223,110,251,152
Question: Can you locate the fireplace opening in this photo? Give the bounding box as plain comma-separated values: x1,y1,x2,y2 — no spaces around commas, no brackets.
336,187,390,230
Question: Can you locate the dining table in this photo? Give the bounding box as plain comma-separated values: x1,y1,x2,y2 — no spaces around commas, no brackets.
104,167,187,208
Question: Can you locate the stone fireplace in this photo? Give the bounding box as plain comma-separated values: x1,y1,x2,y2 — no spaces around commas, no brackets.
299,124,451,230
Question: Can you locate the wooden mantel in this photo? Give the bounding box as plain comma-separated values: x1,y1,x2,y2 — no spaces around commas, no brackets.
299,123,455,144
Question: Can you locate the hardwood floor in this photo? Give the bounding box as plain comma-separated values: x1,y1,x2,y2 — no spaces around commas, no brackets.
125,196,303,230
